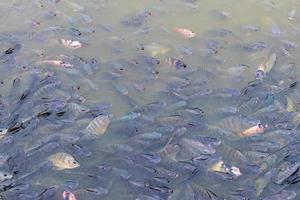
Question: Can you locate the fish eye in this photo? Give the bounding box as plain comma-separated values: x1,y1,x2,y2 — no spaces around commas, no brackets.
73,161,77,164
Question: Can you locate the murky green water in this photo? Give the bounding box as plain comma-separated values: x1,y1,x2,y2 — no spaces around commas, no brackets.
0,0,300,199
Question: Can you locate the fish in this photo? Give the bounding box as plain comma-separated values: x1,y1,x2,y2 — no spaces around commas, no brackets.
288,9,296,21
60,39,82,49
263,190,296,200
38,187,58,200
145,42,169,56
48,152,80,170
166,57,187,69
210,9,230,19
63,190,77,200
85,115,111,135
271,23,281,37
173,27,196,38
40,60,73,68
273,162,299,184
0,171,13,182
256,54,277,79
122,11,151,27
240,124,266,136
209,160,230,173
180,138,216,155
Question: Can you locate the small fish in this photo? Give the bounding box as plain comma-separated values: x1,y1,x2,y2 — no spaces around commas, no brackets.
145,42,169,56
255,53,277,79
263,190,296,200
60,39,82,49
286,97,296,112
63,190,77,200
0,171,13,182
240,124,265,136
85,115,111,135
173,27,196,38
209,160,230,173
271,23,281,37
166,57,187,69
48,152,80,170
230,166,242,177
288,9,296,21
0,128,7,139
273,162,299,184
40,60,73,68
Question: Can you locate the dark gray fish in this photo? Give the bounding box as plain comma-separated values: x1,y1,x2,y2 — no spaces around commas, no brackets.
111,167,131,180
262,190,296,200
141,55,160,66
64,142,92,158
69,27,82,37
72,188,108,199
209,28,233,37
7,149,27,174
178,46,193,55
273,162,299,184
0,96,10,122
38,186,58,200
180,138,216,156
166,57,187,69
99,24,115,32
209,9,230,19
8,78,21,102
240,41,267,52
136,194,164,200
135,26,151,34
137,152,161,164
121,11,151,27
61,180,79,190
241,24,260,32
271,23,281,37
3,44,22,55
135,101,166,115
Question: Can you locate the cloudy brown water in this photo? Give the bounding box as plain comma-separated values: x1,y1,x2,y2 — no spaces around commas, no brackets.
0,0,300,199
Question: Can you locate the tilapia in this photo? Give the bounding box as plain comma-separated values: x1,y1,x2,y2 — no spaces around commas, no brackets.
85,115,111,135
48,152,80,170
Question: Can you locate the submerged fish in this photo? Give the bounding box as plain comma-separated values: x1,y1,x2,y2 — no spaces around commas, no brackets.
166,57,187,69
60,39,82,49
145,42,169,56
0,171,13,182
240,124,266,136
48,152,80,170
256,53,277,79
40,60,73,68
173,27,196,38
63,190,77,200
85,115,111,135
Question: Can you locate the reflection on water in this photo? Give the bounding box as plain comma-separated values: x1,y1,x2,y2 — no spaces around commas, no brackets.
0,0,300,199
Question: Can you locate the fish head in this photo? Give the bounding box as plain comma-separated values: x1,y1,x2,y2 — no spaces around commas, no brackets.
187,31,196,38
63,190,77,200
66,157,80,169
0,171,13,182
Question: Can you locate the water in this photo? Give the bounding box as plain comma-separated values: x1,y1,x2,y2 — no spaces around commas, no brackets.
0,0,300,199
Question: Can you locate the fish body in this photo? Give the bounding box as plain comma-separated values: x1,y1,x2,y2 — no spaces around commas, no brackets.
63,190,77,200
145,42,169,56
85,115,111,135
166,57,187,69
60,39,82,49
48,152,80,170
173,27,196,38
40,60,73,68
240,124,265,136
